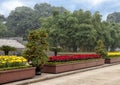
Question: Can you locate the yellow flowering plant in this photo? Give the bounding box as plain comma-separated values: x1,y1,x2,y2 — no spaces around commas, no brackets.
108,52,120,58
0,55,28,68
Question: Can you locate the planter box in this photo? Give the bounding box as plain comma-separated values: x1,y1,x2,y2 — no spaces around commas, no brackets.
105,58,120,64
42,59,104,73
0,67,35,84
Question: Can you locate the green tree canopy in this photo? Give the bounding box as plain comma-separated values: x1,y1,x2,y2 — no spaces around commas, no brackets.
0,45,16,55
23,29,48,68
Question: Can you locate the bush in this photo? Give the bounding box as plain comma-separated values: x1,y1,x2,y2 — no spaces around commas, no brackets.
23,29,48,68
95,40,108,59
0,45,16,55
50,47,63,56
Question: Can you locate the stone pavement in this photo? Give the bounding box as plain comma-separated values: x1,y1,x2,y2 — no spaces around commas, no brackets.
4,62,120,85
30,64,120,85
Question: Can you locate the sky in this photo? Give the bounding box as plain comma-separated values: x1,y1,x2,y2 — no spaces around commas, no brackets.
0,0,120,20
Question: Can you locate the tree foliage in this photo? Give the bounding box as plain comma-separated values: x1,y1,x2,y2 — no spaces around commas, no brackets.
0,45,16,55
6,3,67,39
107,12,120,23
6,6,39,38
41,10,114,52
95,40,108,59
23,29,48,67
1,3,120,52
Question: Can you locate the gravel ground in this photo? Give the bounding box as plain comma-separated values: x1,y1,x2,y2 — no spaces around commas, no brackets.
29,64,120,85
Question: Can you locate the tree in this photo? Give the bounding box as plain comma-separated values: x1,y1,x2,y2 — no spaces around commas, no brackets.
40,8,116,52
107,12,120,23
0,14,8,37
0,22,7,37
0,14,6,22
50,47,62,56
23,29,48,75
0,45,16,55
109,23,120,51
95,40,108,59
91,11,112,51
41,10,98,52
6,6,40,38
34,3,67,17
73,10,97,51
6,3,67,39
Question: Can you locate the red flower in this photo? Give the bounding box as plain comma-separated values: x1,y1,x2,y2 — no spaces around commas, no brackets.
49,54,102,62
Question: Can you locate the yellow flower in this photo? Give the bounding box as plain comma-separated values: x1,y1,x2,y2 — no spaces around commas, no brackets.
0,55,28,68
108,52,120,57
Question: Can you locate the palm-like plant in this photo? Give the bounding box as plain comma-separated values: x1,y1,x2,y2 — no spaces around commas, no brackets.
0,45,16,55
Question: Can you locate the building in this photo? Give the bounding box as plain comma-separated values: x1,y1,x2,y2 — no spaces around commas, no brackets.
0,39,25,55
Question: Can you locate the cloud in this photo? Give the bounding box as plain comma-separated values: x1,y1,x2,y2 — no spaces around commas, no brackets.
89,0,107,6
0,0,51,16
73,0,108,6
0,0,25,16
1,0,24,11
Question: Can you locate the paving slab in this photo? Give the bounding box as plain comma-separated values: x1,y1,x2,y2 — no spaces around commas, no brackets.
30,63,120,85
4,62,120,85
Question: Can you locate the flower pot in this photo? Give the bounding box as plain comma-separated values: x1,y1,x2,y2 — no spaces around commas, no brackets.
42,59,104,73
0,67,35,84
105,59,110,64
105,58,120,64
35,66,42,75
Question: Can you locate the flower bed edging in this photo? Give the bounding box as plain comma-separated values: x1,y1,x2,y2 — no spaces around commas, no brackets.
105,58,120,64
0,67,35,84
42,59,104,73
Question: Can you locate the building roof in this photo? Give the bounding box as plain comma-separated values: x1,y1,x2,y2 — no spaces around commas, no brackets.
0,39,25,49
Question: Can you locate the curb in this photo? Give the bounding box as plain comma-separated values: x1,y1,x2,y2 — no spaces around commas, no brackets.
6,62,120,85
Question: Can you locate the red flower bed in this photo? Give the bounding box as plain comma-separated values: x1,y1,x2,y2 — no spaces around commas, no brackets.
49,54,101,62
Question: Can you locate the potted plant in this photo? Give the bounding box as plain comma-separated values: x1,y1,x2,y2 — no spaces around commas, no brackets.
0,45,16,55
105,52,120,64
42,54,104,73
95,40,108,59
23,29,48,75
50,46,62,56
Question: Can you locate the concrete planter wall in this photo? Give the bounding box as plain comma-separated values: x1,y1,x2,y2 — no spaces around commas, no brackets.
0,67,35,84
105,58,120,64
42,59,104,73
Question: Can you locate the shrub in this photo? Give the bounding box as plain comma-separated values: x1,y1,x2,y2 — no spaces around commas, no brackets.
0,45,16,55
95,40,108,59
50,46,63,56
23,29,48,68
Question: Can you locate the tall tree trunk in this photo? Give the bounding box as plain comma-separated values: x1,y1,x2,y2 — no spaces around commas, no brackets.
72,45,77,52
110,45,116,51
5,51,9,55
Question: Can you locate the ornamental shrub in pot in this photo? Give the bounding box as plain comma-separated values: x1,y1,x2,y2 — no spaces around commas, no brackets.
95,40,108,59
23,29,48,75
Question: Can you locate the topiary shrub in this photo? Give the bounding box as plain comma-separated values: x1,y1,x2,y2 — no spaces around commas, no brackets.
50,46,63,56
95,40,108,59
0,45,16,55
23,29,48,75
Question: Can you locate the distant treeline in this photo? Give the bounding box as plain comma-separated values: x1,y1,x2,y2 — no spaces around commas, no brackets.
0,3,120,52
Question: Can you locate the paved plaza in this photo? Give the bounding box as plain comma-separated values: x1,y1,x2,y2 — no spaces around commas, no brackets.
30,64,120,85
